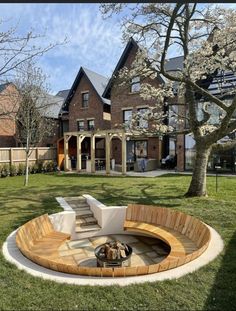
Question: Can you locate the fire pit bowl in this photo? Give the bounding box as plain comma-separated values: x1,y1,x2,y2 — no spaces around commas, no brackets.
95,241,133,268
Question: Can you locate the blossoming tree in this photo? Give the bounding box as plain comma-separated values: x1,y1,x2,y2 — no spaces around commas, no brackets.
101,3,236,197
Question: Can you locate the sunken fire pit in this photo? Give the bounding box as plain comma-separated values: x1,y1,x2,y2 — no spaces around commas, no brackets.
95,241,133,268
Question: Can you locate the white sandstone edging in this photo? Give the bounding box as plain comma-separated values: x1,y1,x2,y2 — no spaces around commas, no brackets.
56,197,74,211
49,197,76,238
2,225,224,286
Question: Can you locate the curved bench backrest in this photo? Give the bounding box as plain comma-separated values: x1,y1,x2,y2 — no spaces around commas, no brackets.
16,214,54,251
126,205,210,248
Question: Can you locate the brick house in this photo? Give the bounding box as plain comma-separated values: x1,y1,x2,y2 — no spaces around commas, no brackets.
102,38,165,169
57,67,111,169
0,82,64,148
60,39,173,173
0,83,19,147
165,56,236,173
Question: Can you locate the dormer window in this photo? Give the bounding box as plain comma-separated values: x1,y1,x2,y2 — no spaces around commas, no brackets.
82,92,89,108
131,76,140,93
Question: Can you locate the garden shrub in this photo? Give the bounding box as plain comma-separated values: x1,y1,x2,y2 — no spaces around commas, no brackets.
10,164,17,176
30,163,38,174
18,163,26,175
45,160,55,172
1,164,10,177
37,160,44,173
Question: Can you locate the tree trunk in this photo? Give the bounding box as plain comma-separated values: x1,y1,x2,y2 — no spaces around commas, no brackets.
185,146,211,197
24,151,29,186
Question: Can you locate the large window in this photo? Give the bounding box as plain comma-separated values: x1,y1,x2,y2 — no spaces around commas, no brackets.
123,109,132,126
82,92,89,108
135,140,148,158
126,140,148,162
169,137,176,156
87,119,95,131
77,120,84,131
185,135,196,170
127,140,135,162
137,108,148,128
131,76,140,93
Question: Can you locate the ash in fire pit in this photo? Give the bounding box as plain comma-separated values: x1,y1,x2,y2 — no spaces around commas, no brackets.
95,241,132,268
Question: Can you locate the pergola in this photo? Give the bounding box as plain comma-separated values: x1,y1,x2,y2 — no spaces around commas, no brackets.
63,129,130,175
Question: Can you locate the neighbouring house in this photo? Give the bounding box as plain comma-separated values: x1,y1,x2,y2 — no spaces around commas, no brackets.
56,89,70,100
0,83,19,147
0,82,64,148
37,93,65,147
165,56,236,173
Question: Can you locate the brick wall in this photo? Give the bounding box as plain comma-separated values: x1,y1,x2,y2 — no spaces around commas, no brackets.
176,134,185,171
0,84,60,148
109,43,162,163
68,73,110,132
38,119,60,147
0,84,18,147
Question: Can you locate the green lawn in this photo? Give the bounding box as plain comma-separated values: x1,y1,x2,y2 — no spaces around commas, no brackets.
0,173,235,311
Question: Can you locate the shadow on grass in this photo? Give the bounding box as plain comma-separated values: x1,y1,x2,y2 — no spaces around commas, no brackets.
204,231,236,311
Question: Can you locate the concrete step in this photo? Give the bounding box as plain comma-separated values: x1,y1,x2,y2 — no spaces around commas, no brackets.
75,224,101,233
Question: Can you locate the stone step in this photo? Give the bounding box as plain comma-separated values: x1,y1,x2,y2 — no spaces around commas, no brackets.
73,205,91,210
75,209,93,216
75,224,101,233
75,217,98,225
75,211,91,218
64,196,86,201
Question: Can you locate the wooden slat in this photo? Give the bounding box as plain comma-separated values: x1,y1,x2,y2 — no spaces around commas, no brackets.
15,204,211,278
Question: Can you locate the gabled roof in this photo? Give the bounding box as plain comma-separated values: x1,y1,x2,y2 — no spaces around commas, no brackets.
102,38,139,99
56,89,70,100
63,67,110,112
103,38,165,99
165,56,184,72
40,94,64,119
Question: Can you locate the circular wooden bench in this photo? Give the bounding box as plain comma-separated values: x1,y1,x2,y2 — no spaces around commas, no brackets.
15,205,211,277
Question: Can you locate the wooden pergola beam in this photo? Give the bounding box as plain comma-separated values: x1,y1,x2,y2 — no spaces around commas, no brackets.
105,133,111,174
121,132,127,175
64,134,70,171
91,134,95,173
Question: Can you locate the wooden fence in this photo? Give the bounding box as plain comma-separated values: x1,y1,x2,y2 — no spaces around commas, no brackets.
0,147,57,166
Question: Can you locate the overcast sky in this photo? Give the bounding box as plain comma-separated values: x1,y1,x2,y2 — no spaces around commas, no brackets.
0,3,235,95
